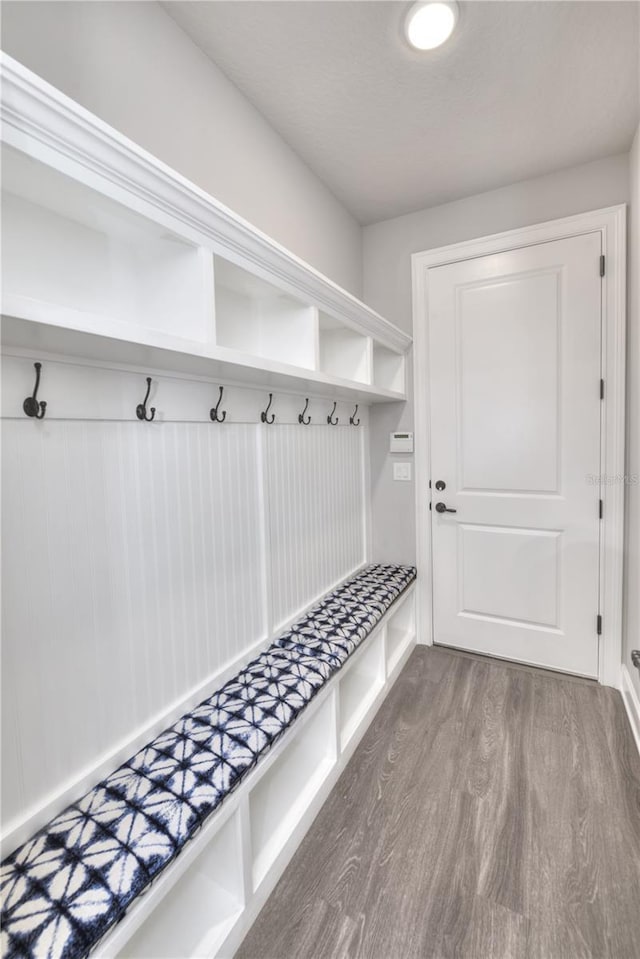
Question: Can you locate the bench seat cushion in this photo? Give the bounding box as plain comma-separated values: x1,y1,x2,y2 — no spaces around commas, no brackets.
1,564,415,959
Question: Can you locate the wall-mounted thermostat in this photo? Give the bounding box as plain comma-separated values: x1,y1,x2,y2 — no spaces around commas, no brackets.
390,431,414,453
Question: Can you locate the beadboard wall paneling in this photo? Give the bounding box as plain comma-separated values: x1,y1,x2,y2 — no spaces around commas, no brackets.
266,425,366,631
1,353,369,835
1,419,266,826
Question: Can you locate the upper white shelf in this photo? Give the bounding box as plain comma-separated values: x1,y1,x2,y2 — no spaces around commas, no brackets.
0,54,411,403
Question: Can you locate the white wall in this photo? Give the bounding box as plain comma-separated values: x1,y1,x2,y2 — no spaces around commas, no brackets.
1,353,368,844
0,0,363,297
364,153,631,566
624,126,640,699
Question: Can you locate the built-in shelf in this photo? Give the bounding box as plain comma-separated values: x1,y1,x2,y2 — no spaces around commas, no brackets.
250,695,336,890
318,312,372,384
215,257,317,370
0,53,412,404
0,314,407,405
386,591,416,675
1,146,214,345
373,344,406,394
117,811,244,959
339,630,385,749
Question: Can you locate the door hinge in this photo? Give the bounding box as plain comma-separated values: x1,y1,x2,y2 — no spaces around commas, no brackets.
600,378,605,400
599,254,605,277
599,498,603,519
597,614,602,636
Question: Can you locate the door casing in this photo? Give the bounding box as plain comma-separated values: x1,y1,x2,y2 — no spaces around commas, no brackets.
411,206,627,688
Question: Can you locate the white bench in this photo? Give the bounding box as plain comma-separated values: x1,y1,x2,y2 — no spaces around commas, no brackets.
1,564,416,959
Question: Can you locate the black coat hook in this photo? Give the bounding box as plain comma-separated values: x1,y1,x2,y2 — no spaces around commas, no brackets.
23,362,47,419
210,386,227,423
136,377,156,422
298,398,311,425
327,401,339,426
349,404,360,426
261,393,275,424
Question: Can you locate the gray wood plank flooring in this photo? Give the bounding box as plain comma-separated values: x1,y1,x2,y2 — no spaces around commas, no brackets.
236,646,640,959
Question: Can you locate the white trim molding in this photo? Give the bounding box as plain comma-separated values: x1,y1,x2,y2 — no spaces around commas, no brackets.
621,665,640,758
412,206,627,687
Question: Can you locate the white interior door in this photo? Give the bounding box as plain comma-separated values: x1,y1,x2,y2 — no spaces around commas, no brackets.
428,232,602,677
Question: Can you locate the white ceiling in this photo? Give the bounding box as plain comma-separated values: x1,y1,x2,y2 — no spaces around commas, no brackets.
164,1,639,225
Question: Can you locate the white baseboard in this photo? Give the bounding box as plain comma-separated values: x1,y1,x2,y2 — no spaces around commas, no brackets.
620,664,640,759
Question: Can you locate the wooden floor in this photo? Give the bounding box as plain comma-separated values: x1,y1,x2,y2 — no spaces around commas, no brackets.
237,646,640,959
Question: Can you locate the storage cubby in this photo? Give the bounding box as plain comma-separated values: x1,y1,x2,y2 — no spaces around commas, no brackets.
318,312,372,384
118,811,244,959
373,344,406,394
339,631,385,749
1,146,213,344
386,589,416,675
214,257,317,369
249,695,336,889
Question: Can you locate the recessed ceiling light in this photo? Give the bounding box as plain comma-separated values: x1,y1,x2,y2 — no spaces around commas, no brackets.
405,1,459,51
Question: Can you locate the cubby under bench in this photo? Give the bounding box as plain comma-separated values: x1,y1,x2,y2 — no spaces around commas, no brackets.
1,565,416,959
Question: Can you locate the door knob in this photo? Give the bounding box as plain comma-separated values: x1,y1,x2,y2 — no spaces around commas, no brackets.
435,502,457,514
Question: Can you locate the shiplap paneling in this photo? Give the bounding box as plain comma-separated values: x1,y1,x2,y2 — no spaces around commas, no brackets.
266,425,366,631
1,355,369,836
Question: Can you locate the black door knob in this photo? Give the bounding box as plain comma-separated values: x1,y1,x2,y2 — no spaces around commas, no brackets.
435,480,446,491
435,502,457,514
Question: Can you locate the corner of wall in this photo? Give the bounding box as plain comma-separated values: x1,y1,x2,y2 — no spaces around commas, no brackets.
623,123,640,698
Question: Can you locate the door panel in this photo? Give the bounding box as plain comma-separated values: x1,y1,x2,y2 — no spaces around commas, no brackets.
458,271,560,492
429,233,601,677
459,523,561,628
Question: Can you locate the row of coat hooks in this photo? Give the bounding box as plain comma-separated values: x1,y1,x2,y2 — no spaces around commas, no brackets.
22,362,361,426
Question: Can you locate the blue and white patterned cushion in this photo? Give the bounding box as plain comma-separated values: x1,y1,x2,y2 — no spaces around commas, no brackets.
0,564,415,959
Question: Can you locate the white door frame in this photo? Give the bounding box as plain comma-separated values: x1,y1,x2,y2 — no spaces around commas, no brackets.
412,205,627,688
